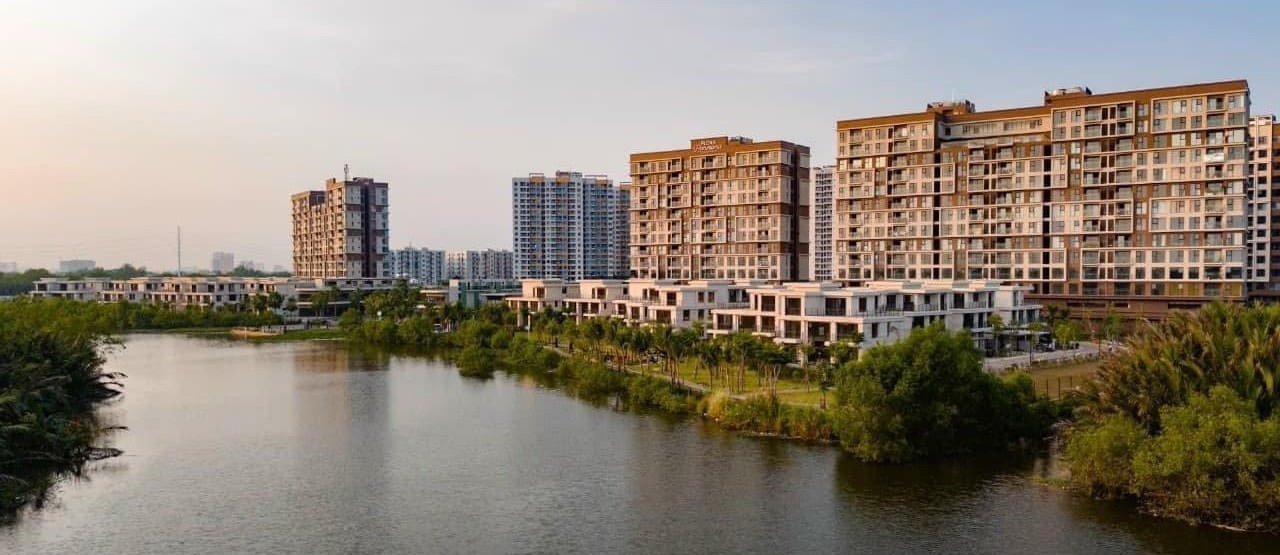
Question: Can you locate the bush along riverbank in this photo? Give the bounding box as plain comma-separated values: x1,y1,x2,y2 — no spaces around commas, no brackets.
337,289,1062,449
0,298,125,519
1064,302,1280,533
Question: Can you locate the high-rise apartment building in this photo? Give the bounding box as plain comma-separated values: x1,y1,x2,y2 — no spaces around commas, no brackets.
1250,114,1280,297
391,247,446,283
630,136,810,282
291,176,389,278
610,182,632,279
511,171,629,280
59,259,96,273
835,80,1253,318
211,252,235,274
446,249,514,280
810,165,835,281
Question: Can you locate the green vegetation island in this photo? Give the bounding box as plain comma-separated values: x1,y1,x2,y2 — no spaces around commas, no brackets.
6,287,1280,533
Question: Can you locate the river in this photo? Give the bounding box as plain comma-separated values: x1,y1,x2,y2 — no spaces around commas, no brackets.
2,333,1276,554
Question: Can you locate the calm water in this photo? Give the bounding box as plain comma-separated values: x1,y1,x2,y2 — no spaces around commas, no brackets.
3,334,1277,555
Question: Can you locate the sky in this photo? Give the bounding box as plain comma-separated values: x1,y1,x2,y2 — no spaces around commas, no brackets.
2,0,1278,272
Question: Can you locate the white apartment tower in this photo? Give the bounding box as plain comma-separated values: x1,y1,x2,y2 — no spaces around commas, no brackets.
810,165,835,281
211,252,235,274
446,249,514,280
391,247,446,283
512,171,629,280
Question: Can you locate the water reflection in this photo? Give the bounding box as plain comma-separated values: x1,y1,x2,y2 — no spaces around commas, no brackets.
291,343,395,553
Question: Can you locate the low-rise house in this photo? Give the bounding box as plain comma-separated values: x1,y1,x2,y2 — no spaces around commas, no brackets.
507,279,580,327
613,279,759,328
709,280,1039,352
31,276,399,315
508,277,1041,353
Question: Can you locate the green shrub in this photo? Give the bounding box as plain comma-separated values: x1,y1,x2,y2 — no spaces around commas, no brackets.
1065,414,1148,497
564,359,627,398
625,375,697,414
1065,303,1280,530
1131,387,1280,529
454,344,497,378
831,322,1056,462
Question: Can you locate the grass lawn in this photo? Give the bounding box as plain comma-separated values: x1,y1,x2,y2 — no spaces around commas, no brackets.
629,358,817,396
248,328,346,342
1023,359,1101,398
776,389,828,408
158,327,234,335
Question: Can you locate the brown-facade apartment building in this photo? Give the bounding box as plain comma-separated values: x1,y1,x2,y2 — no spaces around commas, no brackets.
630,136,810,282
291,176,390,278
835,80,1257,318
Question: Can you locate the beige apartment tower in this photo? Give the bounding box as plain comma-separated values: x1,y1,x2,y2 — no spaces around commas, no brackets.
1249,114,1280,298
835,80,1254,318
630,136,810,282
291,176,390,278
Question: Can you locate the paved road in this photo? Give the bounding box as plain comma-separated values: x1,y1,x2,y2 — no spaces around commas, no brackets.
984,341,1102,372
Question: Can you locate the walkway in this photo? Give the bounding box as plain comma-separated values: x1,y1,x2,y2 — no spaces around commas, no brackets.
983,341,1102,372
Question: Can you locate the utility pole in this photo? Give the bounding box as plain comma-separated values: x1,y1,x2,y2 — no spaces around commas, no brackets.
177,226,183,277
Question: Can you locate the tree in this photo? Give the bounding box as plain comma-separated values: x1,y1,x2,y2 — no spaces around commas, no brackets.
1061,302,1280,530
309,289,333,318
1052,319,1082,351
1081,302,1280,431
1100,307,1123,353
696,339,724,389
0,297,125,515
1067,385,1280,532
831,322,1054,462
267,291,284,313
829,334,863,366
988,313,1006,357
797,343,817,388
760,342,793,397
1026,321,1045,365
816,360,834,409
727,331,760,393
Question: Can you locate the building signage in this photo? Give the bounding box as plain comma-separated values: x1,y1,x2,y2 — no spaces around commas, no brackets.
692,138,725,153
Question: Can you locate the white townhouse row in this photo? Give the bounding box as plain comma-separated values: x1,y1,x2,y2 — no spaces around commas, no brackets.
30,276,398,312
507,278,1040,351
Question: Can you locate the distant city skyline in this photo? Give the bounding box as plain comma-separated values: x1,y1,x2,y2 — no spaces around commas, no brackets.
3,1,1279,271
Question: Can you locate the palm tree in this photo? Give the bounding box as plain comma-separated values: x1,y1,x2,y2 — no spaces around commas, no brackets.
829,334,863,366
267,291,284,313
728,331,758,393
1026,320,1045,366
696,339,724,389
1082,302,1280,431
310,289,332,318
1100,307,1123,353
988,314,1006,357
761,343,793,398
649,323,676,379
797,343,816,387
817,360,834,409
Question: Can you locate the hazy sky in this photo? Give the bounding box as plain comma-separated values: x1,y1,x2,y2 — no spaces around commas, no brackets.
3,0,1278,271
